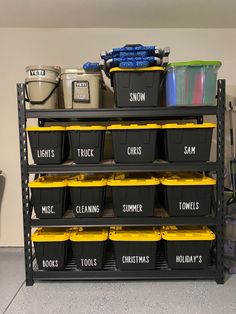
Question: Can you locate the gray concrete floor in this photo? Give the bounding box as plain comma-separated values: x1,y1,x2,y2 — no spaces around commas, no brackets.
1,248,236,314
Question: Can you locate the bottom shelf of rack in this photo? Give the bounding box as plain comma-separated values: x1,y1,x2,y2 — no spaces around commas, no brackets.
33,253,217,281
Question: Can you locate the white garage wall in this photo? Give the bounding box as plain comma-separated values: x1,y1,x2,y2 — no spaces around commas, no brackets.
0,28,235,246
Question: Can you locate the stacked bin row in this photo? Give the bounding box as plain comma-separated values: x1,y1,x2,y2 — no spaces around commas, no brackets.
29,173,216,219
26,122,216,164
32,226,215,271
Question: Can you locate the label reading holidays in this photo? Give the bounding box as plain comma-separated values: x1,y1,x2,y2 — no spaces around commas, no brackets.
176,255,202,263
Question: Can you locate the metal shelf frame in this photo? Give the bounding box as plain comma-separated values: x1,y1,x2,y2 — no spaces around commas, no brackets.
17,80,225,285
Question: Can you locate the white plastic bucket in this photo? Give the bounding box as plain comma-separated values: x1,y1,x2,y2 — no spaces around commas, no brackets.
60,68,103,109
25,65,60,109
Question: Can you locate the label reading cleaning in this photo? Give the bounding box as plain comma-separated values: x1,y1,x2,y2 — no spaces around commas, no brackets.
76,205,100,214
77,149,94,158
127,146,142,155
179,202,200,211
176,255,202,264
42,259,58,268
184,146,196,155
123,204,143,213
130,92,146,102
81,258,97,267
41,205,55,214
30,70,45,76
37,149,55,158
122,256,150,264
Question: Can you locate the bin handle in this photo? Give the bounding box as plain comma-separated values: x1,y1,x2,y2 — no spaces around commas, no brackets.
25,80,60,105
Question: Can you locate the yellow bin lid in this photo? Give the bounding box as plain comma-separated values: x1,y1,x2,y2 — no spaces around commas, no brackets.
161,123,216,129
70,228,108,242
67,175,107,187
162,226,215,241
160,172,216,186
32,228,70,242
26,126,66,132
66,125,106,131
107,173,160,186
109,227,161,242
107,123,161,130
110,66,165,73
28,176,67,188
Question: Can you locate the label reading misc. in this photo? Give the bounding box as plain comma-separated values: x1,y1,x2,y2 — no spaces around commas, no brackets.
127,146,142,156
30,70,45,76
73,81,90,103
37,149,55,158
130,92,146,102
76,205,100,214
175,255,203,264
41,205,55,214
77,148,94,158
42,259,59,268
179,202,200,211
122,256,150,264
81,258,97,267
123,204,143,213
184,146,196,155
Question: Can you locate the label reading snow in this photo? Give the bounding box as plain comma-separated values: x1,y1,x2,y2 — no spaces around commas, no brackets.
37,149,55,158
122,256,150,264
179,202,200,211
77,148,94,158
76,205,100,214
42,260,58,268
123,204,143,213
127,146,142,155
130,92,145,102
81,258,97,267
175,255,202,264
41,205,55,214
30,70,45,76
184,146,196,155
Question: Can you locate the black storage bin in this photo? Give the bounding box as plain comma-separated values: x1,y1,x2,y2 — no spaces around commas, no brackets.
162,226,215,269
110,66,164,108
70,228,108,270
68,175,107,218
32,228,70,270
160,123,216,162
26,126,67,164
160,173,216,217
109,228,161,270
66,125,106,164
29,176,67,219
107,124,160,163
107,174,159,217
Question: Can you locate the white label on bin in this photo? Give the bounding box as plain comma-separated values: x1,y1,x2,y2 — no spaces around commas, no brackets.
30,70,45,76
175,255,202,264
127,146,142,155
122,204,143,213
77,149,94,158
42,260,59,268
122,256,150,264
37,149,55,158
75,205,100,214
73,81,90,103
179,202,200,211
184,146,196,155
41,205,55,214
81,258,97,267
130,92,145,102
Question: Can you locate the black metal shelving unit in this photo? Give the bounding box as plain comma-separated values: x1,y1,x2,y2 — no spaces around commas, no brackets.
17,80,225,286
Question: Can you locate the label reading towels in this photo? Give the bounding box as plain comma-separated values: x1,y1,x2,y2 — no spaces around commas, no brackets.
73,81,90,103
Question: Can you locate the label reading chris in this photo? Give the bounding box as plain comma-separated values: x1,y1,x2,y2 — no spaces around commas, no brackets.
122,255,150,264
73,81,90,103
130,92,146,102
37,149,55,158
30,70,45,76
175,255,202,264
127,146,142,155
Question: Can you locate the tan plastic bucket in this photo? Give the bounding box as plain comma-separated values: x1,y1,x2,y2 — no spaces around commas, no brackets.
25,65,60,109
60,68,103,109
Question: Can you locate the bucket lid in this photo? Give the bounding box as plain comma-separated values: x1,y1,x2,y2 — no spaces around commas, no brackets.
67,175,107,187
32,228,70,242
110,66,165,73
60,68,101,77
28,176,67,188
109,227,161,241
160,172,216,186
161,123,216,129
26,126,65,132
26,65,60,74
107,123,161,130
107,173,159,186
162,226,215,241
70,228,108,242
66,125,106,131
167,61,222,67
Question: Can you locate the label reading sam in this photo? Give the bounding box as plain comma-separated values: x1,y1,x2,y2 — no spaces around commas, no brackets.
184,146,196,155
73,81,90,103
